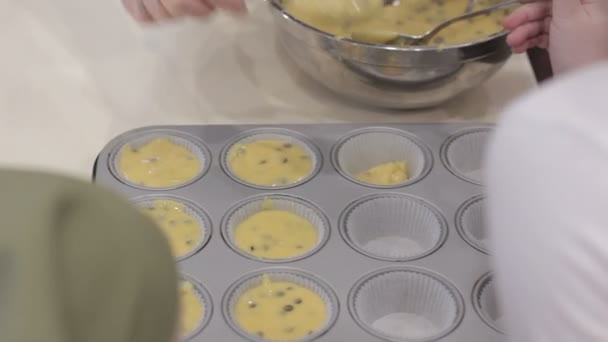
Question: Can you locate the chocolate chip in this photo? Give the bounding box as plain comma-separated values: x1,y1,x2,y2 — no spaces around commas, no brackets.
259,160,268,165
295,245,303,249
248,301,257,308
275,147,283,152
276,291,285,297
257,331,264,337
283,305,294,312
286,286,293,291
283,143,293,148
294,298,302,304
308,330,314,335
282,158,289,164
131,147,139,153
250,246,255,252
433,36,445,44
185,239,193,245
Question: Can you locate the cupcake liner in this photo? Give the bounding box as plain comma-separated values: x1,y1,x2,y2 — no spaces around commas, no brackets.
474,273,505,334
110,130,210,190
223,268,339,342
442,128,493,185
332,128,431,188
340,194,446,261
180,274,214,340
222,194,330,263
456,195,488,254
350,267,463,341
132,195,212,261
221,129,321,190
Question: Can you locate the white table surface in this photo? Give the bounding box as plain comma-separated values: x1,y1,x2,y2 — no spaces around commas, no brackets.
0,0,536,180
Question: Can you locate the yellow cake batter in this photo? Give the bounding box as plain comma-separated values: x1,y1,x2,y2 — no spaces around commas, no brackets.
283,0,512,46
119,137,201,188
179,280,205,337
233,200,318,259
355,161,409,185
235,274,327,341
142,199,203,258
228,139,313,187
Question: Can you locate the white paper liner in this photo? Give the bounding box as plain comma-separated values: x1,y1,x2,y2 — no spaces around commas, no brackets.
133,196,211,261
351,269,462,340
475,274,505,333
457,196,488,253
341,194,446,261
110,131,209,190
223,195,329,262
444,129,492,184
334,128,430,187
180,274,213,340
221,129,321,189
224,269,338,342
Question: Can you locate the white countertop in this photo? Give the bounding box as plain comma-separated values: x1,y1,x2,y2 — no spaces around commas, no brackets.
0,0,536,180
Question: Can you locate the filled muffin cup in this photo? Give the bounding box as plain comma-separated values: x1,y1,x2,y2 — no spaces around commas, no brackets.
109,130,210,190
332,128,432,188
179,274,214,340
132,195,212,261
473,273,505,334
349,267,464,341
456,195,488,254
441,128,493,185
340,194,447,261
222,268,339,342
222,194,330,263
221,129,322,190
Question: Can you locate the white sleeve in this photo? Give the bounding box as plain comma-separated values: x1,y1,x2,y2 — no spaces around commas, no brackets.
486,62,608,342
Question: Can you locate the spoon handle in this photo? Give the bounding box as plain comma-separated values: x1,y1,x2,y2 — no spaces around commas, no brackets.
424,0,520,38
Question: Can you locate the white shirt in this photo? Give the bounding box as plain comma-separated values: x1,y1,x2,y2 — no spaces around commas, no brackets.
487,61,608,341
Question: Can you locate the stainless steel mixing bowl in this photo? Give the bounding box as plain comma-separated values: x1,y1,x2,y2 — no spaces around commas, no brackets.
268,0,513,109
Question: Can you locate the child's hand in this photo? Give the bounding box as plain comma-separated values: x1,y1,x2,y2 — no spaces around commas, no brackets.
122,0,246,22
504,0,608,74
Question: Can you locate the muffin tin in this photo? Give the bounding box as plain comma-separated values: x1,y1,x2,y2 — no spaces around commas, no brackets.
92,123,502,342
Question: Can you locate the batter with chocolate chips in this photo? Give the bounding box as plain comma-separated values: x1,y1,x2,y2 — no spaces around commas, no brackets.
118,137,201,188
228,139,313,187
234,274,328,341
283,0,512,46
233,199,318,260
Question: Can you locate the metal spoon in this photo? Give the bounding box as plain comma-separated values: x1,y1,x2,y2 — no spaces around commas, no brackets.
351,0,518,45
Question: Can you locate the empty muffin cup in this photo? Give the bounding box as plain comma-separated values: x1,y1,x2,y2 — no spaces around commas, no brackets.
222,194,330,263
133,195,212,261
349,267,464,341
222,268,339,342
332,128,432,188
456,195,488,254
179,274,213,340
221,129,321,189
340,194,447,261
441,128,493,184
110,130,210,190
473,273,505,334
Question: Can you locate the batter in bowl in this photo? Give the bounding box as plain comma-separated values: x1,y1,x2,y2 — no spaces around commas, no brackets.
179,280,205,337
142,199,203,258
356,161,408,186
118,137,201,188
283,0,511,46
228,139,313,187
233,200,318,260
234,274,328,341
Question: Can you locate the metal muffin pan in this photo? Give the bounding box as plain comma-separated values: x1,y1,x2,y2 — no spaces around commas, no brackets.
93,123,502,342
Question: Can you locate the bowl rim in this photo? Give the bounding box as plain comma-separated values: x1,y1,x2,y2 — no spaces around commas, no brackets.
268,0,510,53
